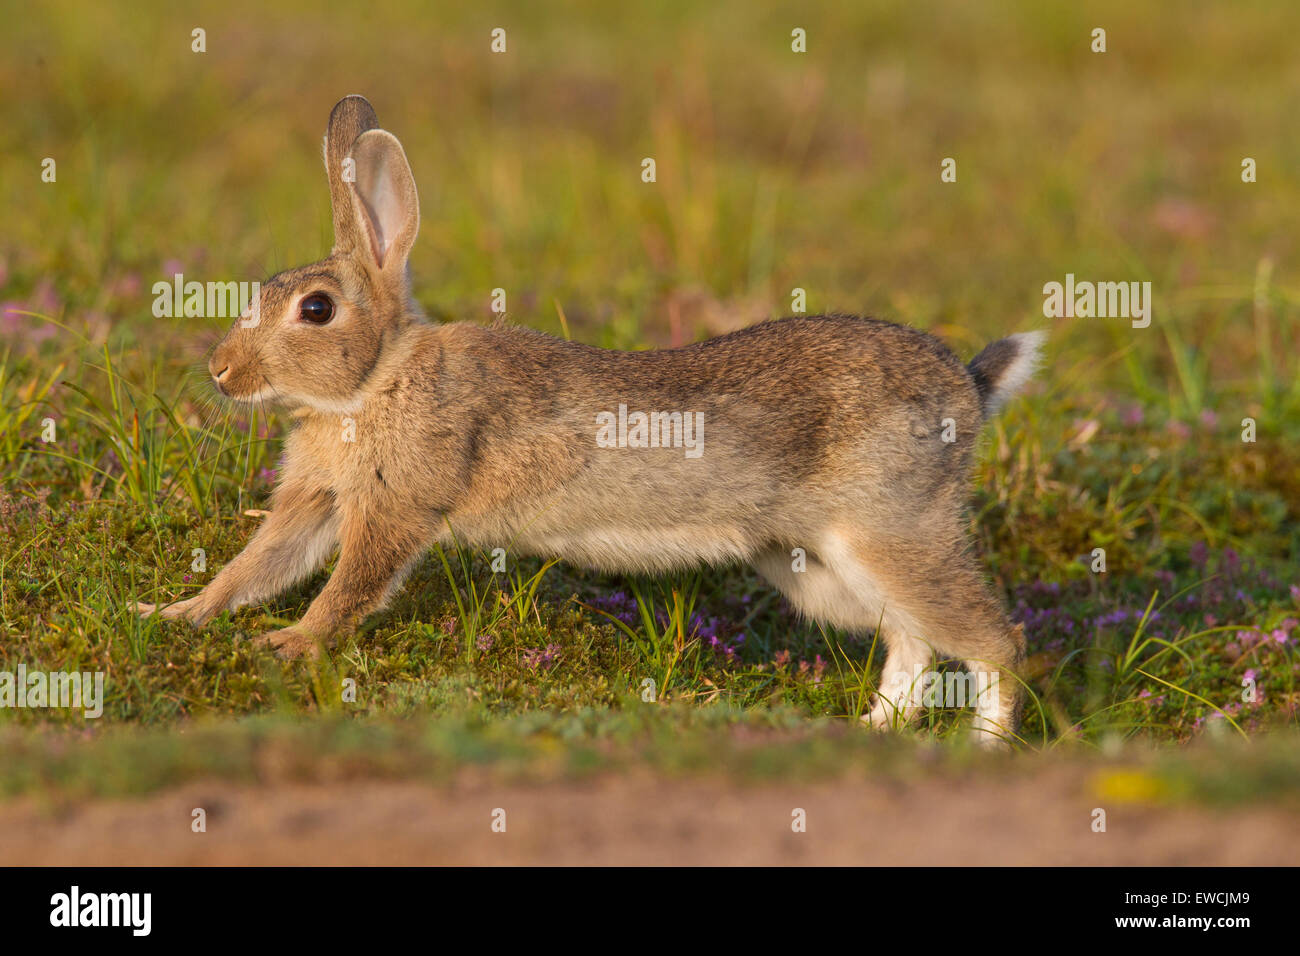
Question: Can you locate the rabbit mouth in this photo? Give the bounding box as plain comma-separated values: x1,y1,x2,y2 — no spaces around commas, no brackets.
214,375,275,405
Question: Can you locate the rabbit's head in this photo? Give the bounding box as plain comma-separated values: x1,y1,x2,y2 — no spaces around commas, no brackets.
208,96,420,411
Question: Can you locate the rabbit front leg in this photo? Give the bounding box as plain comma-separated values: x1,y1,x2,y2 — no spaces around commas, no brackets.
135,481,339,626
250,511,427,659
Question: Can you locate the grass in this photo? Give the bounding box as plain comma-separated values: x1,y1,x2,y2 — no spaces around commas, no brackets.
1,0,1298,796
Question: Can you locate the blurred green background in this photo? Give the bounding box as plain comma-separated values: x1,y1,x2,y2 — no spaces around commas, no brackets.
5,0,1300,361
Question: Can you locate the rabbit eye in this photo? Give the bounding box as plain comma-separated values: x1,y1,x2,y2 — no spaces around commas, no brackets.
299,293,334,324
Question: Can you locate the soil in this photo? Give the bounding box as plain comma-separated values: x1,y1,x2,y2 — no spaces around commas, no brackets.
2,768,1296,865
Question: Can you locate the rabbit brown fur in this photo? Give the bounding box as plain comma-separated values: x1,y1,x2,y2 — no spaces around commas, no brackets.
138,96,1042,746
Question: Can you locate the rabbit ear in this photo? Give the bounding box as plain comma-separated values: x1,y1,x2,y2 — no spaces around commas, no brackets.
323,95,380,255
346,129,420,275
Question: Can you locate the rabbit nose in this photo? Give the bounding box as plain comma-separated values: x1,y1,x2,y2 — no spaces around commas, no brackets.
210,360,231,383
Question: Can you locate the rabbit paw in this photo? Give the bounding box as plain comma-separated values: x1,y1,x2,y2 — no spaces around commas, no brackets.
250,626,328,660
135,596,205,623
861,698,892,730
861,695,915,731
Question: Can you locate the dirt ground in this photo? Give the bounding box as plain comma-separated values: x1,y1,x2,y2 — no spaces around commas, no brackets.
2,768,1296,865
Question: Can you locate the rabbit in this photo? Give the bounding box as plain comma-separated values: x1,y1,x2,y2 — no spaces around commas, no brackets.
137,95,1043,746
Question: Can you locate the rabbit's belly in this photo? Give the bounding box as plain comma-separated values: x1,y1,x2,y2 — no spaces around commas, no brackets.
515,524,753,574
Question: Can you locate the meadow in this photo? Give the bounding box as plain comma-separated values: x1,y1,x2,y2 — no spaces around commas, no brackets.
1,0,1298,819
